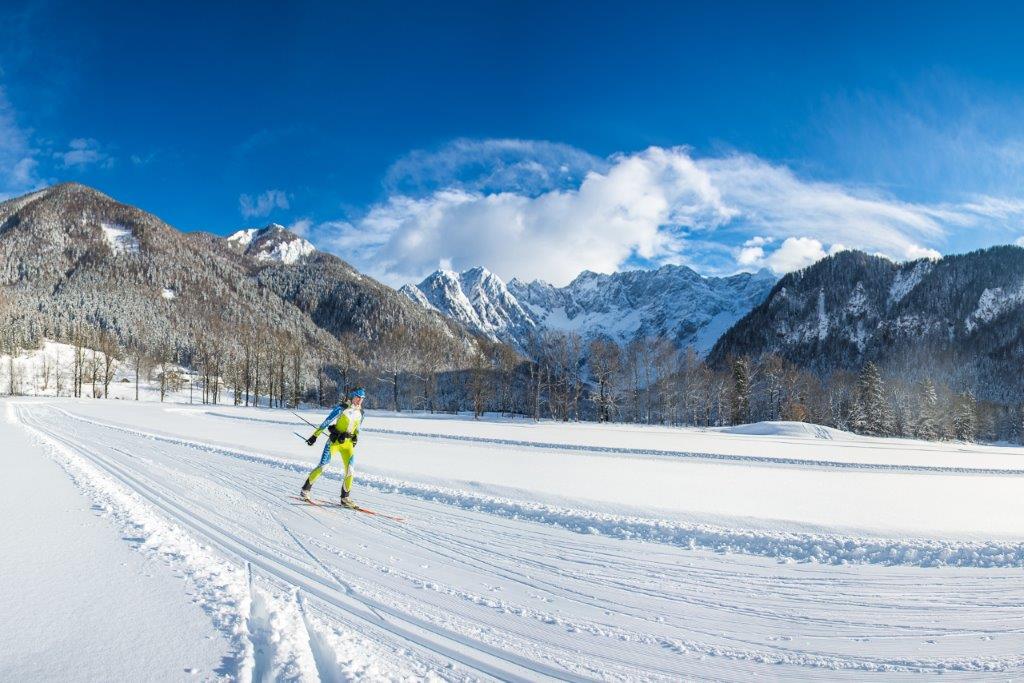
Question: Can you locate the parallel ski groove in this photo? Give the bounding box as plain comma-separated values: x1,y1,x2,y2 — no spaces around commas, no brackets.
18,406,590,682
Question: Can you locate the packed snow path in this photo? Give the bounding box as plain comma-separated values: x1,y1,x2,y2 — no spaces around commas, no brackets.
11,400,1024,680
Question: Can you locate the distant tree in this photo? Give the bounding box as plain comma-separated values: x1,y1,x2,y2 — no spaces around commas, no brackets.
374,324,416,411
853,362,890,436
588,338,622,423
38,351,53,393
730,356,752,425
98,332,119,399
953,390,978,441
467,346,493,419
913,379,941,440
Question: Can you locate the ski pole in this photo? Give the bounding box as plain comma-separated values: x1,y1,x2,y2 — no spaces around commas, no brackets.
293,431,310,442
291,410,316,428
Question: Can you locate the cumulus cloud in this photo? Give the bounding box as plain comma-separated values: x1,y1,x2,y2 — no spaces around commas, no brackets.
239,189,290,218
54,137,113,169
326,147,735,286
310,141,1024,285
0,86,42,199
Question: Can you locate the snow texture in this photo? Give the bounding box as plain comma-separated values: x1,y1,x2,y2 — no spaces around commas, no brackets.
100,222,140,254
7,394,1024,679
229,224,316,265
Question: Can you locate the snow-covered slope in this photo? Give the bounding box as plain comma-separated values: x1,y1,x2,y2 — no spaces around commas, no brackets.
402,264,777,354
227,223,316,265
708,246,1024,400
0,184,477,360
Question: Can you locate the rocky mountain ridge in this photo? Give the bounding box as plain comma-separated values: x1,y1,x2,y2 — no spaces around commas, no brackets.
402,264,778,355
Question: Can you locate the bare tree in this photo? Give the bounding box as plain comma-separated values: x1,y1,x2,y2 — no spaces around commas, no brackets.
127,341,150,401
98,332,119,399
38,351,53,394
588,337,622,422
467,347,493,418
374,324,416,411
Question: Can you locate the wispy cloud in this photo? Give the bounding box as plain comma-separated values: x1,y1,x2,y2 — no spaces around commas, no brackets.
239,189,290,219
384,138,607,197
815,75,1024,206
0,85,42,199
54,137,114,169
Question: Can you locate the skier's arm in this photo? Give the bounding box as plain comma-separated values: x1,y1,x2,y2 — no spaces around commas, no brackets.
311,405,343,438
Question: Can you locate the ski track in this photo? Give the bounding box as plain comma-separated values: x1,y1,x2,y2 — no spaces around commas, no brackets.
12,401,1024,680
206,410,1024,477
47,406,1024,569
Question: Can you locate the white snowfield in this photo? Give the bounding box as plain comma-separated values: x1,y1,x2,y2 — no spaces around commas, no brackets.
4,398,1024,680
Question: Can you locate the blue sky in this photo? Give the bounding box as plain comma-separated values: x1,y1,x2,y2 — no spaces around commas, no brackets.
3,1,1024,285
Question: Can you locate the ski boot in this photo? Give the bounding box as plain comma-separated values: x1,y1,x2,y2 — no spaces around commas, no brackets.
339,491,357,508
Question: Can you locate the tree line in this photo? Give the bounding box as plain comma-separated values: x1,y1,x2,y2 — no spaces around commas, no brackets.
1,297,1019,444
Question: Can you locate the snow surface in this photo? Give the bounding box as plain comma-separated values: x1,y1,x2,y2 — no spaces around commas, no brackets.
254,237,315,265
228,228,257,247
99,222,140,254
965,284,1024,332
5,393,1024,679
228,226,316,265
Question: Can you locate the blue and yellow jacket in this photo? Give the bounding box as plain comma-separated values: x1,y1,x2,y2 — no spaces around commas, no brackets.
313,403,362,442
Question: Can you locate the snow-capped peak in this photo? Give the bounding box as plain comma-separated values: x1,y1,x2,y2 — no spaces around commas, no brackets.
227,224,315,265
402,264,778,355
402,267,538,347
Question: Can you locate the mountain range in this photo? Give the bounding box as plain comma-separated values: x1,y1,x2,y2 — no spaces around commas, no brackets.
6,183,1024,407
708,247,1024,402
401,265,778,354
0,183,472,363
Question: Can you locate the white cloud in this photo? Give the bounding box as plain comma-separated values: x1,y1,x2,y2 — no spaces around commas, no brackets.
287,218,313,237
698,154,952,262
0,86,42,199
310,142,1024,285
384,138,607,197
55,137,113,169
327,147,736,286
239,189,290,219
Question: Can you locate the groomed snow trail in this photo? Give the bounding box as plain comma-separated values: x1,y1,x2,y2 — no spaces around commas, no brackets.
14,401,1024,680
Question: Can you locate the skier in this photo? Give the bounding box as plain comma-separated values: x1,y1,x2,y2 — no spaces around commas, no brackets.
299,387,365,507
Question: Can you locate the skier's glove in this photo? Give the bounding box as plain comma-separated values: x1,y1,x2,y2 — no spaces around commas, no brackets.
306,434,317,446
351,433,358,446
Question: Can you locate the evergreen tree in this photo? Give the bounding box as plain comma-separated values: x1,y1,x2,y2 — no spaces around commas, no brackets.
952,390,977,441
914,379,940,440
854,362,890,436
730,357,752,425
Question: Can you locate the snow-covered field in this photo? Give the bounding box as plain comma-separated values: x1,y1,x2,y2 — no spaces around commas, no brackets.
4,396,1024,680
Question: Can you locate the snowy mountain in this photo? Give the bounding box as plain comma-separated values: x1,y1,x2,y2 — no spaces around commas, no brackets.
0,183,474,358
227,224,315,265
708,247,1024,402
399,267,537,346
402,264,777,354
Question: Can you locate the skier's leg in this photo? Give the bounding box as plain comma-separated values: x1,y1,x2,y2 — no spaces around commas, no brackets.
302,441,334,492
339,444,356,500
